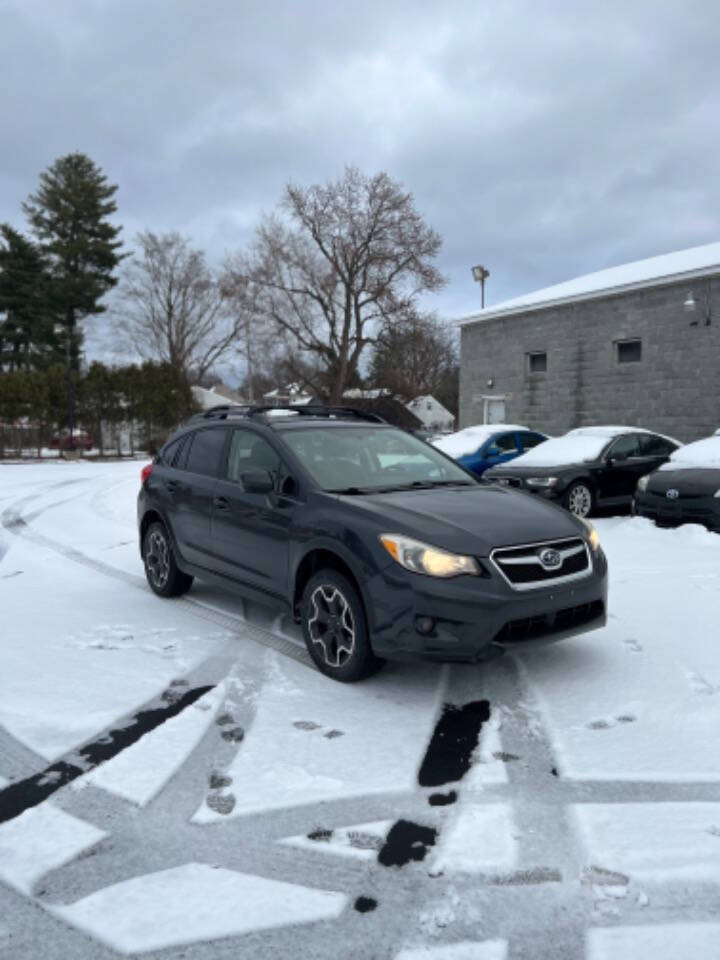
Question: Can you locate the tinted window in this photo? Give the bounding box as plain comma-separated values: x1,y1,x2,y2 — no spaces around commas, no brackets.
161,437,184,466
520,432,546,450
617,339,642,363
607,434,641,460
490,432,520,453
227,429,281,487
528,352,547,373
185,428,228,477
639,434,677,457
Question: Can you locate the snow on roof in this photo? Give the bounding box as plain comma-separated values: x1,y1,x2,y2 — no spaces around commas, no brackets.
511,424,681,467
659,436,720,470
433,423,529,458
458,241,720,326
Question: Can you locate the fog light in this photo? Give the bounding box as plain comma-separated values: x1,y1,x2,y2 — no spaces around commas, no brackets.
416,616,436,635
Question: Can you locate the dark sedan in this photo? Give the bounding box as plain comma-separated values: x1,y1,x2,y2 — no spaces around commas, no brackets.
485,427,680,518
634,434,720,531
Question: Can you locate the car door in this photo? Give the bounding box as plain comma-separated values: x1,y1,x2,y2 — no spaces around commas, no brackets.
168,426,229,568
481,431,521,472
210,427,296,600
597,433,643,502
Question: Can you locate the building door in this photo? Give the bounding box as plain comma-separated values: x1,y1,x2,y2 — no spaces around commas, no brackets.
485,397,506,424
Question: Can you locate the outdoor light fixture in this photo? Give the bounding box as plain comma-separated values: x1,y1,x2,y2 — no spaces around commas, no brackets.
53,322,75,452
471,264,490,308
683,289,712,326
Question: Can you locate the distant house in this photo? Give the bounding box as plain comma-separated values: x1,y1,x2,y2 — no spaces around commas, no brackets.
262,383,313,406
457,241,720,441
406,395,455,433
192,384,246,411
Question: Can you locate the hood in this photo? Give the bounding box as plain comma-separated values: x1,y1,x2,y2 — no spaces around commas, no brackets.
336,484,584,556
647,468,720,497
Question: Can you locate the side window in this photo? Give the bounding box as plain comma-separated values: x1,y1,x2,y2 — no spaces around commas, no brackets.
227,429,289,491
520,432,546,450
639,434,677,457
160,436,184,467
489,433,519,454
184,428,228,478
607,434,641,461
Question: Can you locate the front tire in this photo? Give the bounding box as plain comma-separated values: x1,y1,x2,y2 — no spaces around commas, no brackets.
563,481,594,518
301,570,384,682
142,522,193,597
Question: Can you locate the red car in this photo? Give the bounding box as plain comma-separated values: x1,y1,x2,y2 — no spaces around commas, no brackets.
50,432,94,451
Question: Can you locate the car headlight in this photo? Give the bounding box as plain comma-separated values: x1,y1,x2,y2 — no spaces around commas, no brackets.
579,518,601,551
526,477,558,487
714,489,720,499
636,476,649,492
379,534,480,578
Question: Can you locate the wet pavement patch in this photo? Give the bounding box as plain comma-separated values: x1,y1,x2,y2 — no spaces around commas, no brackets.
354,896,377,913
0,685,213,824
417,700,490,787
308,828,333,842
378,820,437,867
428,791,457,806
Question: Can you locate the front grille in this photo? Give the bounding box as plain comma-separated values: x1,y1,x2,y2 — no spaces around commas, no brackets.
490,537,591,590
494,600,605,643
648,489,702,501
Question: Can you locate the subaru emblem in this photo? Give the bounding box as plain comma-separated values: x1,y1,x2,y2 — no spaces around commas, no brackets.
665,489,679,500
539,548,562,569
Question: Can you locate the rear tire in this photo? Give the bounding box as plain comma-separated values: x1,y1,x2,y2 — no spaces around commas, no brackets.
301,569,384,682
142,521,193,598
563,481,594,518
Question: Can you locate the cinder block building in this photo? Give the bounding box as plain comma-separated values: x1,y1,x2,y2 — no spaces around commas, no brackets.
458,242,720,442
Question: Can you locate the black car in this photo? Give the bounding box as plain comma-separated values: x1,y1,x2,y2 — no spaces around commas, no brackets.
485,427,680,519
138,406,608,682
634,434,720,531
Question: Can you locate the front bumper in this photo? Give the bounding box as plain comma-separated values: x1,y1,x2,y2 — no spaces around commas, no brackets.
634,492,720,531
366,547,608,663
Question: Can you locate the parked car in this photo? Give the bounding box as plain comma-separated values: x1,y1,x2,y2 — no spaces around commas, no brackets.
485,426,681,518
433,425,548,477
50,431,94,451
137,405,608,682
633,432,720,531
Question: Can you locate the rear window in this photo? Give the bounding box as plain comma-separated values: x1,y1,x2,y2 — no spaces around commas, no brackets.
184,428,228,478
639,434,677,457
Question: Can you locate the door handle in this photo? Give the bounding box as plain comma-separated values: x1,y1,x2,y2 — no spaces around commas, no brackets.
213,496,229,510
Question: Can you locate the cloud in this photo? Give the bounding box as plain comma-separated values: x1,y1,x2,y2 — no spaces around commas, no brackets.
1,0,718,372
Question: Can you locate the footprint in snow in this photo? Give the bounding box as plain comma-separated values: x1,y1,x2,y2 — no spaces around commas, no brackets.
293,720,321,730
215,712,235,726
686,670,718,695
622,638,643,653
586,719,612,730
324,729,345,739
221,726,245,743
209,772,233,789
206,792,236,815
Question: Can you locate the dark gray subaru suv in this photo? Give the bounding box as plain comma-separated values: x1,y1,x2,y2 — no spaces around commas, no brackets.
138,406,608,682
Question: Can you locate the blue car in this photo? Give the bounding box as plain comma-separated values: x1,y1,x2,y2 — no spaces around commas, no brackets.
433,425,548,478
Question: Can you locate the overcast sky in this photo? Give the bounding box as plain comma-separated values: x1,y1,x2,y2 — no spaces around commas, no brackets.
1,0,719,374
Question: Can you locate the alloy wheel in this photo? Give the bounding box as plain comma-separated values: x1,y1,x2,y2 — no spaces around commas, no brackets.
145,530,170,589
567,484,592,518
307,585,356,668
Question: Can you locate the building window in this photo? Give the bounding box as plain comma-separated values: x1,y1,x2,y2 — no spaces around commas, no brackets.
616,339,642,364
527,351,547,373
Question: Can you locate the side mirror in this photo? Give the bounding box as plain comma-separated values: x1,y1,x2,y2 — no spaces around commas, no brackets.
241,469,274,494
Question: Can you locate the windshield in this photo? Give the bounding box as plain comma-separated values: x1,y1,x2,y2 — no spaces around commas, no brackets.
280,426,475,492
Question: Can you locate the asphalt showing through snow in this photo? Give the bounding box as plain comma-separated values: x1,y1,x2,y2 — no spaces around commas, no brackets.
1,471,719,959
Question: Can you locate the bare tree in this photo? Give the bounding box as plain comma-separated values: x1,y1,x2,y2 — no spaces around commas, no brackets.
368,311,458,402
117,231,244,384
240,167,445,404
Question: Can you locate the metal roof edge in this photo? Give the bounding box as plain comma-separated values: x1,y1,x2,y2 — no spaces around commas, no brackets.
455,261,720,328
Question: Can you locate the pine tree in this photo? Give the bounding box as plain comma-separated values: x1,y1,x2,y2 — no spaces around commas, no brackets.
23,153,124,366
0,225,58,371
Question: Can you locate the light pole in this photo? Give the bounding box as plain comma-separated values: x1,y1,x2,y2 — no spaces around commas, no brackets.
53,322,74,451
471,264,490,308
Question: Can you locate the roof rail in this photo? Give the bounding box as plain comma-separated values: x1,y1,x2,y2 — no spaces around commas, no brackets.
247,404,387,424
189,404,386,424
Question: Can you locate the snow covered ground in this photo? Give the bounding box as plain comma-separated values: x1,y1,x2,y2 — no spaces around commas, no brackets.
1,460,719,959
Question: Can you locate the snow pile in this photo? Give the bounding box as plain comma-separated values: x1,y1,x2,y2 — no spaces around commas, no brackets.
433,424,528,459
395,941,507,960
659,435,720,470
587,923,720,960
